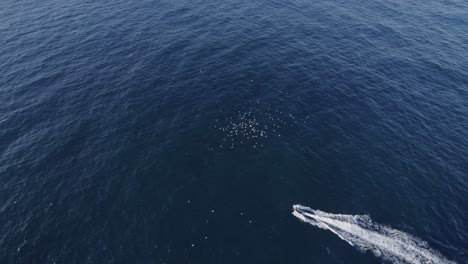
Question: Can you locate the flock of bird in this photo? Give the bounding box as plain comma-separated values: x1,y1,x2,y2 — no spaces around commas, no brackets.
212,106,301,150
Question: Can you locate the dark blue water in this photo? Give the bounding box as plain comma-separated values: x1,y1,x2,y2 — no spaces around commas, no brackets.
1,0,467,263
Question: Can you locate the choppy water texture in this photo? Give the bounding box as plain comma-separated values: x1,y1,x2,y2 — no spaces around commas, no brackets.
1,0,467,263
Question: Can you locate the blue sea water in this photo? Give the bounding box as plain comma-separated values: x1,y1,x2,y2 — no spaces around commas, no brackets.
1,0,467,263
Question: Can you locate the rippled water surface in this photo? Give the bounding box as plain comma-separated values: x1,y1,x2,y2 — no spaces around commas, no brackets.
1,0,467,263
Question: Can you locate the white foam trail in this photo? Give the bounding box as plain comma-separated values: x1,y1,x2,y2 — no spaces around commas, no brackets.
292,205,455,264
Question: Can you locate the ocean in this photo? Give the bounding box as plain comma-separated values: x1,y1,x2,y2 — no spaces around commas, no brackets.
0,0,467,263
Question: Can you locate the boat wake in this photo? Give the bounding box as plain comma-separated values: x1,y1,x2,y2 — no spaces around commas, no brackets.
292,205,454,264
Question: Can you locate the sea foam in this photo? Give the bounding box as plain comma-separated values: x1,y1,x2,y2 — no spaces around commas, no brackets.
292,205,455,264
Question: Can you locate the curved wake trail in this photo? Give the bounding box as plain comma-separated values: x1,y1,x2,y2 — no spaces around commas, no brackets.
292,205,455,264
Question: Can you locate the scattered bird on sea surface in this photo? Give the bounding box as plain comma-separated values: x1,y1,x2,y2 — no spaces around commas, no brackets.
212,106,300,150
